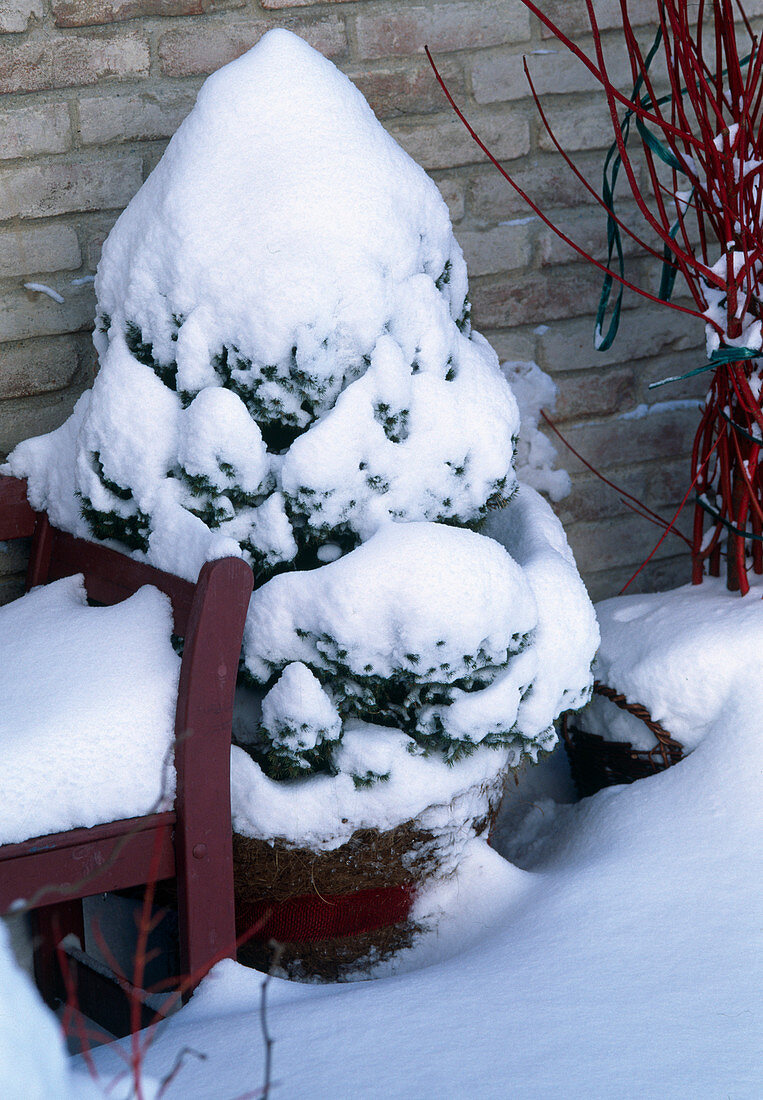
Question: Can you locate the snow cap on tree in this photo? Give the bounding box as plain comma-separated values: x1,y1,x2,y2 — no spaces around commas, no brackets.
10,28,518,582
259,661,343,779
244,523,544,772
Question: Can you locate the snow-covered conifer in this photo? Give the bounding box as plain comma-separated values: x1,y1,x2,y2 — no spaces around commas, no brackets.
6,30,596,791
49,30,517,584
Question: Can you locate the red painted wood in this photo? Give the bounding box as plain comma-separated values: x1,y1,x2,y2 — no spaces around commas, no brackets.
0,811,176,863
25,510,53,589
0,816,177,911
33,900,85,1009
174,557,253,986
38,526,195,632
0,473,254,1019
0,475,35,539
63,945,169,1037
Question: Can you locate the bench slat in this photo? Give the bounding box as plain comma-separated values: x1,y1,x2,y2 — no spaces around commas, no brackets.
0,814,176,911
38,522,196,634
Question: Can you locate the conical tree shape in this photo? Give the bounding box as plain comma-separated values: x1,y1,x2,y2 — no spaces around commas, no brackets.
7,31,596,785
66,29,518,584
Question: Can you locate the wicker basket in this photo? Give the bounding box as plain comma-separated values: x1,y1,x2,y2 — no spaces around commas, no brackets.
232,773,507,981
562,681,684,798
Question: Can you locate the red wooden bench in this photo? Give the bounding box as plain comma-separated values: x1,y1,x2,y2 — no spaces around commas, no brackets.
0,473,253,1035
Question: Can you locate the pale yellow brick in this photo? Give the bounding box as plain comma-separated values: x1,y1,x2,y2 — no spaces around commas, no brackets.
469,156,596,224
0,0,42,33
535,306,703,373
536,100,624,154
479,327,536,362
346,57,464,119
0,102,71,160
0,223,82,277
583,553,690,602
0,386,87,458
87,231,108,271
537,205,645,267
0,333,86,399
637,350,710,401
263,0,358,7
553,365,636,421
538,0,660,39
79,87,198,145
354,1,531,60
0,284,95,344
0,155,142,220
158,15,346,77
554,404,698,477
52,0,206,27
78,211,121,270
139,143,168,178
435,177,465,224
472,39,631,104
0,30,150,95
386,110,529,172
555,457,691,527
565,512,687,576
455,223,533,277
471,266,604,329
468,151,642,225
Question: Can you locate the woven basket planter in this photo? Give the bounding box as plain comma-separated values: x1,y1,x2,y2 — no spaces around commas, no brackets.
232,771,508,981
562,681,684,799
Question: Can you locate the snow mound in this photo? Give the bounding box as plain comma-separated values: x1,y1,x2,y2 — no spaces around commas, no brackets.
94,28,468,388
483,485,598,742
244,521,536,684
0,575,180,845
0,923,73,1100
242,521,545,764
4,29,517,580
233,504,597,842
82,690,762,1098
231,723,509,852
581,574,763,751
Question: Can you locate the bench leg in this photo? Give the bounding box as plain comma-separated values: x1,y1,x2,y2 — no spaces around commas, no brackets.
176,838,237,997
32,899,85,1010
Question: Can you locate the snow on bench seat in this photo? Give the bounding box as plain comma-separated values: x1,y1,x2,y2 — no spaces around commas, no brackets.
0,574,180,846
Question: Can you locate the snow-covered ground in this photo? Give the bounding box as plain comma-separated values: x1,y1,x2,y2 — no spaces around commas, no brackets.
0,487,759,1100
0,26,758,1099
4,582,758,1099
64,674,758,1100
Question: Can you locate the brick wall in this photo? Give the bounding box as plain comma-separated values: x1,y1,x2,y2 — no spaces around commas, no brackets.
1,0,751,603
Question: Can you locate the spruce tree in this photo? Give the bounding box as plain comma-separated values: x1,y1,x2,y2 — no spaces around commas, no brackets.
7,30,595,788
